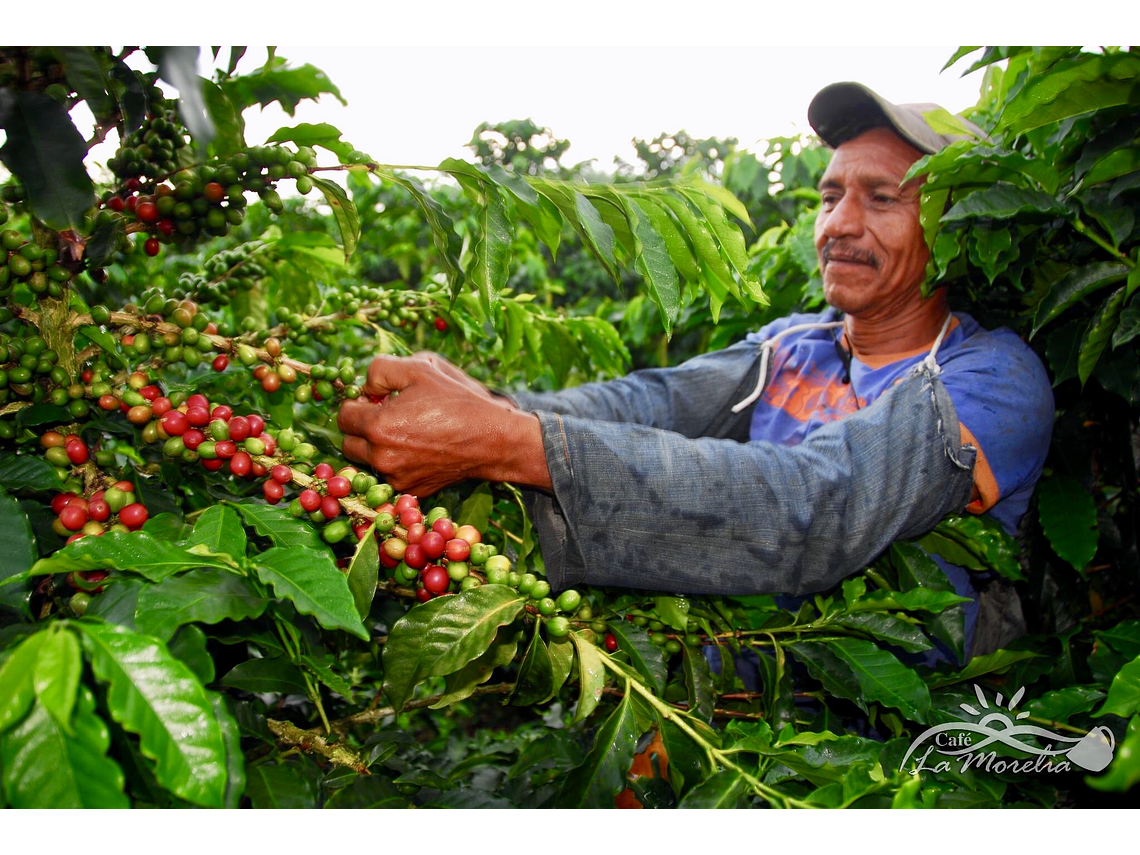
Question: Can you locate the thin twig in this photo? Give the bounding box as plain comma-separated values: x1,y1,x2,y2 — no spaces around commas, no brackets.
266,718,371,773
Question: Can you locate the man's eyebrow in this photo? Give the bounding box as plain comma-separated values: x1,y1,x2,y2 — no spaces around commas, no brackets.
817,175,917,192
818,178,842,192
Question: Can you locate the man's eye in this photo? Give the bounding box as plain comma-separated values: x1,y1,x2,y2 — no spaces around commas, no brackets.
873,194,896,204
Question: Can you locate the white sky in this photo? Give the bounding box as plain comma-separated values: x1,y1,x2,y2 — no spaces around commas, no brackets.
198,46,987,171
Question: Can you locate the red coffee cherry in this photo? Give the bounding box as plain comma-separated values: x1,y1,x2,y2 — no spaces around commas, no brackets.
605,633,619,652
215,440,237,459
227,416,250,442
320,495,341,520
161,410,188,436
434,316,448,332
201,458,224,472
107,196,125,212
263,480,284,504
431,518,456,540
299,489,322,512
182,429,205,450
246,415,265,437
88,499,110,522
314,463,335,480
420,531,445,560
59,504,88,531
422,565,450,594
405,523,426,544
137,201,158,223
229,452,252,477
52,493,78,515
187,394,209,410
444,539,470,562
65,440,88,465
139,385,161,401
186,406,209,426
326,476,351,498
210,405,232,421
271,465,293,484
212,355,229,372
152,397,173,417
119,503,149,530
144,238,160,257
399,508,423,528
203,182,225,204
404,544,427,570
395,494,419,513
415,587,433,603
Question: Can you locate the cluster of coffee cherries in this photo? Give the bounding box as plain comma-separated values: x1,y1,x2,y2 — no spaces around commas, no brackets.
1,229,72,300
324,283,450,333
98,143,318,258
180,241,271,307
107,107,188,183
50,479,149,543
0,330,92,417
623,609,705,657
91,296,230,371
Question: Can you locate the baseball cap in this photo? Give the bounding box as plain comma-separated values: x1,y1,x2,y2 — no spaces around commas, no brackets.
807,82,989,154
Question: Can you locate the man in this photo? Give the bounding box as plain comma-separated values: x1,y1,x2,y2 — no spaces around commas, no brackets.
338,83,1054,662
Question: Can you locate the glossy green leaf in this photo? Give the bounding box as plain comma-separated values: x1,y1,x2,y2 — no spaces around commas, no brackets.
346,522,379,620
1032,262,1129,337
309,176,360,261
943,183,1067,225
201,78,244,157
76,621,227,808
633,195,701,283
141,513,192,544
1036,474,1099,573
0,686,127,808
255,547,368,640
511,622,555,707
0,452,62,492
678,769,747,808
300,654,355,700
431,629,519,709
33,627,81,733
221,658,310,696
605,621,667,695
682,643,715,722
325,774,407,809
845,588,970,614
385,172,464,297
835,613,933,654
245,761,320,809
621,197,680,335
791,638,930,722
656,193,737,293
0,90,95,229
535,183,619,282
1026,686,1105,722
1112,294,1140,349
234,502,326,551
268,122,353,159
187,504,247,558
135,568,268,643
917,514,1024,581
1078,286,1127,384
653,596,690,633
681,187,751,278
24,532,233,584
210,693,245,809
1097,621,1140,658
471,183,513,315
0,488,35,618
569,631,605,723
1097,655,1140,719
168,625,215,685
83,577,145,631
151,46,214,148
547,637,575,703
382,586,527,711
556,690,641,808
223,60,345,116
53,47,114,120
1000,52,1140,134
0,631,46,734
926,648,1041,688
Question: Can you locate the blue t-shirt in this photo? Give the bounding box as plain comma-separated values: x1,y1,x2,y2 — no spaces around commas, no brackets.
747,307,1054,663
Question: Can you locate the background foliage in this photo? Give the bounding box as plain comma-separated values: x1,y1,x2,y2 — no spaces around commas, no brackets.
0,45,1138,809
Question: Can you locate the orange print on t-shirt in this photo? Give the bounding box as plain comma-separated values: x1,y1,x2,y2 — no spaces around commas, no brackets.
763,363,865,423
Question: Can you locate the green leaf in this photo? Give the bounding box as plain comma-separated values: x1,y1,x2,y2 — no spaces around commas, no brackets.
657,193,738,294
790,638,930,722
681,186,752,278
917,514,1024,581
233,502,326,551
210,693,245,809
33,628,82,734
1026,686,1105,721
1031,262,1129,337
1000,52,1140,134
678,769,747,808
53,48,114,120
835,613,933,654
325,774,406,808
187,504,246,560
1086,714,1140,793
605,621,667,695
557,690,641,808
1097,655,1140,719
535,183,619,282
201,79,244,157
299,654,355,700
470,183,513,315
346,522,378,620
135,568,269,642
309,176,360,261
1097,621,1140,658
245,761,320,809
223,60,345,116
0,686,127,808
943,183,1068,226
1112,294,1140,349
682,643,715,723
382,586,527,711
0,90,95,230
25,531,234,584
0,631,46,734
845,588,970,614
653,596,690,632
511,622,554,707
221,658,310,696
83,577,145,631
0,488,35,618
0,452,62,491
255,547,368,640
268,122,353,160
168,625,215,685
76,621,227,808
547,637,576,703
1036,475,1099,573
141,513,191,543
621,197,680,335
569,631,606,723
150,46,214,148
1079,286,1127,384
456,483,493,531
925,648,1041,688
431,629,519,709
385,172,464,298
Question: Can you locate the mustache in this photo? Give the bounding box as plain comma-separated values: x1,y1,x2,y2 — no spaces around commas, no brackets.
822,242,881,269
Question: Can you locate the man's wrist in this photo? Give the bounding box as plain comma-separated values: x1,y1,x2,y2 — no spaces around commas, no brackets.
476,408,551,490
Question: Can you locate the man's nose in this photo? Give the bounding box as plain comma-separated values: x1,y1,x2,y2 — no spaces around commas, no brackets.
823,191,864,239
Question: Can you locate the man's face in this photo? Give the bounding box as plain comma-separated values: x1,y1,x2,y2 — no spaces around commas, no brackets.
813,127,929,319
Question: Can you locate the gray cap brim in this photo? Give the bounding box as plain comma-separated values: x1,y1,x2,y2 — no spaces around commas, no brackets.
808,82,988,154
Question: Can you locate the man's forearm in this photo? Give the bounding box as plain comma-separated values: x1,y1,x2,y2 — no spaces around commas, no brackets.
522,367,976,595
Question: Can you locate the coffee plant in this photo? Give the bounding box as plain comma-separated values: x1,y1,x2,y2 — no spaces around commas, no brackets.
0,45,1137,809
